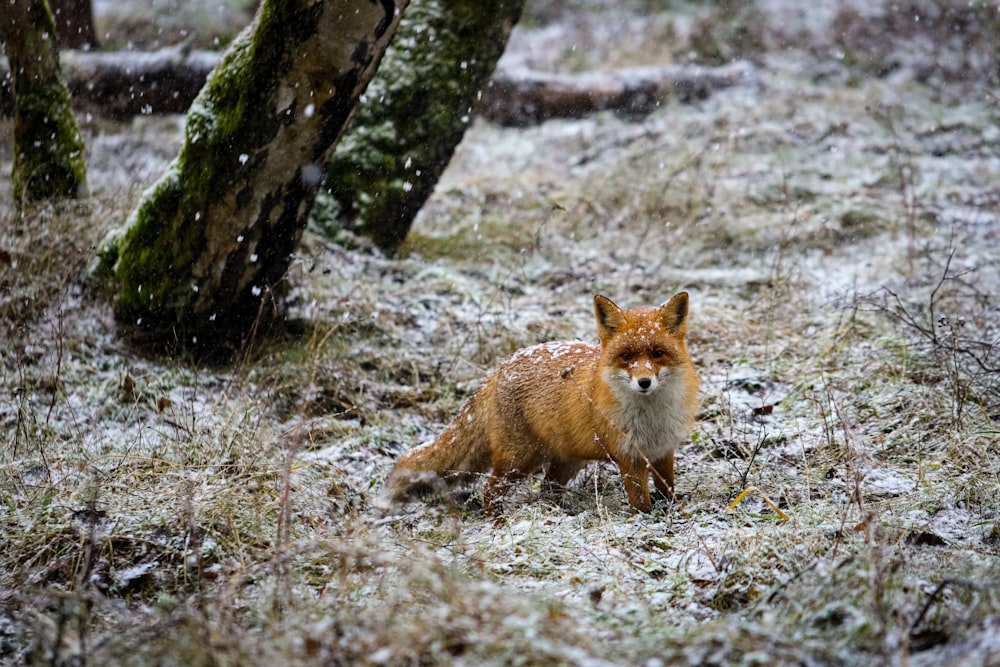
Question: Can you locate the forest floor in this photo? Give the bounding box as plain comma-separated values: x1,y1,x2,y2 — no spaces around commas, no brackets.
2,0,1000,665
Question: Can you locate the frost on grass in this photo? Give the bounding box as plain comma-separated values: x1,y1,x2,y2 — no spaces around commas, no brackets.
2,0,1000,664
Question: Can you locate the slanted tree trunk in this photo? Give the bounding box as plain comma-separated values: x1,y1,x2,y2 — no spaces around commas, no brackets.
99,0,406,357
0,0,89,207
49,0,98,50
317,0,524,254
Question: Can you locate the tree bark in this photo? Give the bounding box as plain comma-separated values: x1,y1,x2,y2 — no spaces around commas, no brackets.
0,0,89,206
49,0,98,50
316,0,524,254
99,0,406,357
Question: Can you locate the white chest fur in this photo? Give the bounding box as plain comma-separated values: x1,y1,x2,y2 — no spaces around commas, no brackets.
607,368,692,462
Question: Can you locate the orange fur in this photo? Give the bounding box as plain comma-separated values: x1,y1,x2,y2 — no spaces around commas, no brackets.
387,293,699,512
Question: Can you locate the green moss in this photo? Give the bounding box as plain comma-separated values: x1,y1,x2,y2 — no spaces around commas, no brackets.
6,0,88,206
321,0,525,254
113,168,191,318
11,80,88,203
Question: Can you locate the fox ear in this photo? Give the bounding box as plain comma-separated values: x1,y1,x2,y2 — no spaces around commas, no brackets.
658,292,689,336
594,295,625,342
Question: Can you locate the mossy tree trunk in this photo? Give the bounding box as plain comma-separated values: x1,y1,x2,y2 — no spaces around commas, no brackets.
0,0,89,207
318,0,524,254
102,0,406,357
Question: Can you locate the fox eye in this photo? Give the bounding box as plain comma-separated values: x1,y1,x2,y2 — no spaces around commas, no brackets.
651,349,666,359
620,352,634,362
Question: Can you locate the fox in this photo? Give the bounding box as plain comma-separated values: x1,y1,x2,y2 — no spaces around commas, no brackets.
387,293,699,513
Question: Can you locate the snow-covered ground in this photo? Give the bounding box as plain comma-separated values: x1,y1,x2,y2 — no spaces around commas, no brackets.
2,1,999,664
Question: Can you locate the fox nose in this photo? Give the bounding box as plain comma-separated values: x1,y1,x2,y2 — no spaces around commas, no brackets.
637,377,652,390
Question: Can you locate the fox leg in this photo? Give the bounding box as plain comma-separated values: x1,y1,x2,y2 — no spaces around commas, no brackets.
650,450,675,499
615,458,653,513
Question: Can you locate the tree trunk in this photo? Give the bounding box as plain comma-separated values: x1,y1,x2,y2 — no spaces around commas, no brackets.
0,0,89,206
99,0,406,357
49,0,98,50
317,0,524,254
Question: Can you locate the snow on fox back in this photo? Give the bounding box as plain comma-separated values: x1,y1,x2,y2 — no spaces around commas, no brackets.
499,340,597,382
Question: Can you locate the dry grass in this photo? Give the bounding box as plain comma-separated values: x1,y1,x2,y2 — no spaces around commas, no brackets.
3,0,1000,665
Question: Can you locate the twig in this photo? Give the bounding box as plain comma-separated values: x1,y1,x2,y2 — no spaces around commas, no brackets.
927,241,959,345
910,577,981,636
45,308,67,427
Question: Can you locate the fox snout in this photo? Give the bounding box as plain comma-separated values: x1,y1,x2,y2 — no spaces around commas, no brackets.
632,374,658,393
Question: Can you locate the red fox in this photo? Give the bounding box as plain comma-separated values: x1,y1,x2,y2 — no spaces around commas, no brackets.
387,293,699,512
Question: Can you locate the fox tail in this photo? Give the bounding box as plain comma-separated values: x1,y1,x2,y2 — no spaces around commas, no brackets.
386,387,491,500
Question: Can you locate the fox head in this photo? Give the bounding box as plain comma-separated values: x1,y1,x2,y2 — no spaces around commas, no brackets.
593,293,691,396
